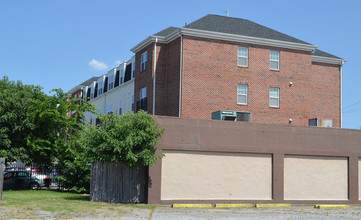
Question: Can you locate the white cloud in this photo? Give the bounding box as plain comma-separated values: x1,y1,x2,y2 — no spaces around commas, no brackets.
114,60,122,66
88,59,108,71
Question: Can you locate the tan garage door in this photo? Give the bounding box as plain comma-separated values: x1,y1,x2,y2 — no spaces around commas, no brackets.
161,150,272,200
284,155,348,200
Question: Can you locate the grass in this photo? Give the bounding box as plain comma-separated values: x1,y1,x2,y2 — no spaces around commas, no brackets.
0,190,158,219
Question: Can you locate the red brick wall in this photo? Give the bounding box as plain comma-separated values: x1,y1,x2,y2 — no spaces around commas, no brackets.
134,44,154,114
134,38,181,117
180,36,341,127
310,62,341,127
134,36,341,127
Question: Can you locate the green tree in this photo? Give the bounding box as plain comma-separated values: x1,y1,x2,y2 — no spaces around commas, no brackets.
83,111,164,167
0,76,46,163
56,111,164,193
27,89,95,168
0,76,95,167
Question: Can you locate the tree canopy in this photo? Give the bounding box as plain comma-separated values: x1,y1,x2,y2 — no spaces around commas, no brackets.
82,111,164,167
0,76,95,167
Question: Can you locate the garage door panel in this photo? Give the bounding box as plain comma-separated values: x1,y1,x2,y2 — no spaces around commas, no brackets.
161,150,272,200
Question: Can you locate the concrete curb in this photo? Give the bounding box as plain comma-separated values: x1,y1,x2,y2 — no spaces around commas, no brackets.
172,204,213,208
314,205,350,209
215,203,253,208
255,204,291,208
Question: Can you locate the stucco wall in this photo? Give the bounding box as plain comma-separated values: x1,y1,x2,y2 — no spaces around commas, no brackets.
284,155,348,200
161,151,272,200
148,116,361,204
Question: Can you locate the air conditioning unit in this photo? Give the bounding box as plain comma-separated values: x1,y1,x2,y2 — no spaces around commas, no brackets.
211,110,252,122
308,118,333,127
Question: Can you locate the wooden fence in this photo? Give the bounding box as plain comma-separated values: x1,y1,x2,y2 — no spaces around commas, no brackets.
90,161,147,203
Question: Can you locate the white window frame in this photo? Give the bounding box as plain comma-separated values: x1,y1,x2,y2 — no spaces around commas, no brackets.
90,87,94,99
237,47,248,67
108,75,114,90
140,87,147,99
141,51,147,71
120,69,124,85
270,51,280,70
98,81,103,96
237,84,248,105
269,87,280,107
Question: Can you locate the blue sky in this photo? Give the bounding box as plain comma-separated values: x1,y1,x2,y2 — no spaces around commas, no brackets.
1,0,360,129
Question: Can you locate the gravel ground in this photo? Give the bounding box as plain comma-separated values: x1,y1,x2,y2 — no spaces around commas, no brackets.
2,205,361,219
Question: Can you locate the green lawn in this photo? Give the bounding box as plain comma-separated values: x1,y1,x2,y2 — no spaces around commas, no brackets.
0,190,158,219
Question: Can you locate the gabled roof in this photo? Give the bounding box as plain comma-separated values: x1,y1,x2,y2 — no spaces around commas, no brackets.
154,27,179,37
131,14,344,64
184,14,311,45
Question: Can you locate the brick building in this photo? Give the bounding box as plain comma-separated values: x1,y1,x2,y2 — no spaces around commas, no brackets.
131,14,345,127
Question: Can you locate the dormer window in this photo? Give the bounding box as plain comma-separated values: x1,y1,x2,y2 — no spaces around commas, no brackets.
90,87,94,99
108,75,114,90
120,69,124,85
98,81,103,96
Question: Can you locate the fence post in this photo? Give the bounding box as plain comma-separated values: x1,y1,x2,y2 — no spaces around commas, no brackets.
0,158,5,200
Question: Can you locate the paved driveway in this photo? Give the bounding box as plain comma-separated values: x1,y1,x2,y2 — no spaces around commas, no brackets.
1,205,361,219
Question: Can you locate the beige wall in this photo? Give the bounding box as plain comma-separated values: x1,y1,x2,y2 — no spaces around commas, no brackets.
161,150,272,200
284,155,348,200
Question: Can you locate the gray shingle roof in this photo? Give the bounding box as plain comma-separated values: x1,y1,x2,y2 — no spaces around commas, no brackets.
154,26,179,37
184,14,311,45
313,49,341,59
150,15,341,60
79,77,98,86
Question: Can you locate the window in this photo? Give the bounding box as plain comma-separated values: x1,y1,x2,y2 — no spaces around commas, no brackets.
98,81,103,96
131,95,134,112
138,88,147,111
120,69,124,85
90,87,94,99
132,61,135,78
141,51,147,71
238,47,248,67
237,84,248,105
107,104,113,114
119,100,122,115
270,51,280,70
108,75,114,90
270,88,280,107
140,87,147,99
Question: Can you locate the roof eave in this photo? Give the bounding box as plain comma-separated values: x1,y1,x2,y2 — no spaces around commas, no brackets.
131,27,317,54
130,30,180,53
312,55,346,65
180,28,317,52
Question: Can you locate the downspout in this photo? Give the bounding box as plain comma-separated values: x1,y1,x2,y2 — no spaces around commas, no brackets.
178,31,183,117
152,37,158,115
340,61,344,128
